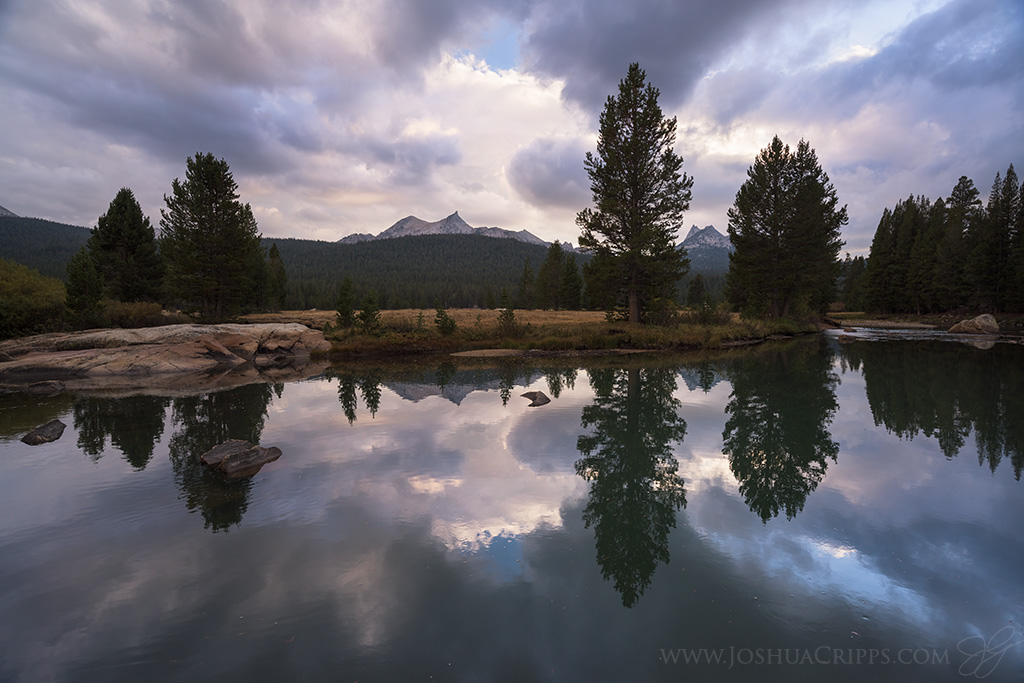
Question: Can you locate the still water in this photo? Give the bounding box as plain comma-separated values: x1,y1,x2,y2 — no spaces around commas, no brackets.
1,337,1022,682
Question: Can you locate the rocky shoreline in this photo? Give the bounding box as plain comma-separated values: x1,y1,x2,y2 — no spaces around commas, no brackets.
0,323,331,392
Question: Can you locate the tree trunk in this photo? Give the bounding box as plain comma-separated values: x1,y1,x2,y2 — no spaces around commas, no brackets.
628,290,640,323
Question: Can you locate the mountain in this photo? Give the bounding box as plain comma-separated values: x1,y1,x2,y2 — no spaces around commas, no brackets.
680,224,732,274
0,216,91,279
0,204,18,218
339,211,549,248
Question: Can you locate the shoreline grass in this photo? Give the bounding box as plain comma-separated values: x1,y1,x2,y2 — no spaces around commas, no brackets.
246,308,820,357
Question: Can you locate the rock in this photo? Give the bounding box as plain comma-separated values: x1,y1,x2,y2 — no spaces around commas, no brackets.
0,351,13,362
22,380,65,397
962,340,996,350
0,323,332,385
949,314,999,335
521,391,551,407
21,419,66,445
201,439,282,480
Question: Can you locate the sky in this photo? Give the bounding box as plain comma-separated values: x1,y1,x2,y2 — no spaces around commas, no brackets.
0,0,1021,254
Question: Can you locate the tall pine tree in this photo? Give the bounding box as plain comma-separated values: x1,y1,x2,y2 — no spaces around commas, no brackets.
89,187,163,302
160,153,265,321
726,137,846,318
577,63,692,323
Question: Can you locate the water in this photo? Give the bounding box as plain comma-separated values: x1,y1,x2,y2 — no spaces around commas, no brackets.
1,337,1023,682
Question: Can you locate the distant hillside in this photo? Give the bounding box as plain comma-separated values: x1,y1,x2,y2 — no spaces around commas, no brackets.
265,233,566,309
0,204,18,218
0,216,91,280
339,211,552,248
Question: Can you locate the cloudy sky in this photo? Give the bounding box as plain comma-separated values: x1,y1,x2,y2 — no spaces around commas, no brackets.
0,0,1021,253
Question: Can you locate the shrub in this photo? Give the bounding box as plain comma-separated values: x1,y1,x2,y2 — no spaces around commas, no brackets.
680,299,733,326
0,259,66,339
434,302,457,336
357,289,382,335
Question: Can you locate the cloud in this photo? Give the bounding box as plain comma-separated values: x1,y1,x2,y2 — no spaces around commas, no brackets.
0,0,1021,251
518,0,818,114
506,137,591,210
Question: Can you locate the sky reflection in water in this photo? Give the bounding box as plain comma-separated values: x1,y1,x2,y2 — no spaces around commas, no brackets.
1,338,1022,682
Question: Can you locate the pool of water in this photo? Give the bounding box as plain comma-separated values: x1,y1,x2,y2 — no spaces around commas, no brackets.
1,337,1022,681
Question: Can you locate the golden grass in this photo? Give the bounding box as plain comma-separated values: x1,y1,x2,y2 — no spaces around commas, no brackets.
245,308,607,329
244,308,817,356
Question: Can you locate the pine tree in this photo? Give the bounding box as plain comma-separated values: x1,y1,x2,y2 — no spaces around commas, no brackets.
536,241,565,310
266,243,287,311
65,247,105,328
89,187,163,302
357,289,381,334
687,273,706,306
559,254,583,310
516,259,535,309
577,63,693,323
726,137,846,318
335,276,355,327
159,153,265,321
933,176,980,311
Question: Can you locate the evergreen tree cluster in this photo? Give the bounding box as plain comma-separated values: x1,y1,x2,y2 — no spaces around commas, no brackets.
859,164,1024,313
726,136,847,318
60,155,290,326
520,241,583,310
273,234,577,311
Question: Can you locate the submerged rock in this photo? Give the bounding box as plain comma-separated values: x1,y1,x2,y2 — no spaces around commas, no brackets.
949,314,999,335
521,391,551,407
200,439,282,480
21,419,66,445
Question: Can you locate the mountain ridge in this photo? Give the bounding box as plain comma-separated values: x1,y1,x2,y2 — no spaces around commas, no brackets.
339,211,553,249
680,224,732,275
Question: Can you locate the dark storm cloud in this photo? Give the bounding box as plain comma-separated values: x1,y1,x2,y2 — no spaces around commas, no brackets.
370,0,528,72
355,131,462,185
799,0,1024,123
506,137,590,210
518,0,809,114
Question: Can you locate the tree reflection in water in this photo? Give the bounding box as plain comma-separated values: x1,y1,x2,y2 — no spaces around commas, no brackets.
73,395,169,469
575,366,687,608
841,341,1024,479
167,383,278,532
722,340,839,523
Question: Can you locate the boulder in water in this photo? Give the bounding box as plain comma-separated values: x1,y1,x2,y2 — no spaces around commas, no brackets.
21,419,66,445
949,314,999,335
201,439,282,480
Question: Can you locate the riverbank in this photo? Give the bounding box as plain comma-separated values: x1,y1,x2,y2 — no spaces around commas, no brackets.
245,308,821,357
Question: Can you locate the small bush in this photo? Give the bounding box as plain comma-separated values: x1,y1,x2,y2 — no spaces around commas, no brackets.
434,303,457,336
679,299,733,326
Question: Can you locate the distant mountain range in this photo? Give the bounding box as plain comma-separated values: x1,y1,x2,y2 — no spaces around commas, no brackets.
0,204,18,218
339,211,554,248
679,224,732,275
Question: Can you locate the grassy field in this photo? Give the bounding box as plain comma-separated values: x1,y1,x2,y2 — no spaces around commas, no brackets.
244,308,817,356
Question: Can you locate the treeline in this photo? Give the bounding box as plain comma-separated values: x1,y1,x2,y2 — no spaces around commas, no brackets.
0,216,90,279
269,234,586,311
847,163,1024,313
841,341,1023,479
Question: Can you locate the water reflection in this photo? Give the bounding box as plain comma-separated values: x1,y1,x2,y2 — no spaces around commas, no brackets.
167,383,279,531
722,340,840,522
841,341,1024,479
72,395,169,469
328,368,385,423
575,366,688,607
